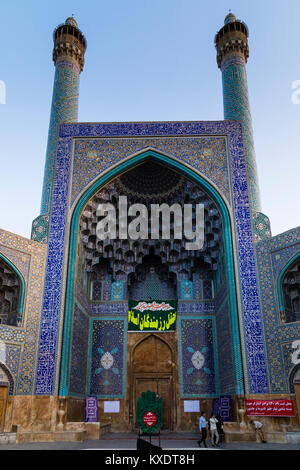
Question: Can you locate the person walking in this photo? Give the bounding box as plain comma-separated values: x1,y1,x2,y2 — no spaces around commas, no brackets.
250,420,267,443
216,413,224,444
209,413,220,447
197,411,208,448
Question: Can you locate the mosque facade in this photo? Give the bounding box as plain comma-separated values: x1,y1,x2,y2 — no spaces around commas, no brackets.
0,13,299,442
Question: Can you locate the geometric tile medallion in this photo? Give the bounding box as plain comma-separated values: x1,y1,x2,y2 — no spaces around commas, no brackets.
89,318,126,398
179,317,218,397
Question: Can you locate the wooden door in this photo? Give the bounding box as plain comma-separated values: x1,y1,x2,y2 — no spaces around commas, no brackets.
132,335,174,430
157,377,171,429
0,386,8,431
135,376,171,429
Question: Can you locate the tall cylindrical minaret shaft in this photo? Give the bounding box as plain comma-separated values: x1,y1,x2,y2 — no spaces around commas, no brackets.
40,17,87,215
215,13,261,212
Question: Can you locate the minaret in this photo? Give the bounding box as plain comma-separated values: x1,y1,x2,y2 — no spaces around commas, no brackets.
40,16,87,216
215,13,261,212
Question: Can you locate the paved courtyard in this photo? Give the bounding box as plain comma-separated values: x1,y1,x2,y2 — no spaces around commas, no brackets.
0,432,299,451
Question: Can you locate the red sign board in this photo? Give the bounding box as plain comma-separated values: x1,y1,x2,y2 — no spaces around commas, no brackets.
246,399,295,417
143,411,157,427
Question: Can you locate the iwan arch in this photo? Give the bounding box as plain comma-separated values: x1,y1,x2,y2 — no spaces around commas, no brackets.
0,13,299,442
57,147,245,428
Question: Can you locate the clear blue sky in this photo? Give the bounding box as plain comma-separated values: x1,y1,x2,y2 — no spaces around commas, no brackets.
0,0,299,238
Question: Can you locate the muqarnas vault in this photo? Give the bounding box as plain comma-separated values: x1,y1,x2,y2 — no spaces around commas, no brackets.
0,13,299,442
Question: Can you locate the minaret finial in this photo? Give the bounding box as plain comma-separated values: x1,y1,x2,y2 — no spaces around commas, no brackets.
65,15,79,28
224,11,237,25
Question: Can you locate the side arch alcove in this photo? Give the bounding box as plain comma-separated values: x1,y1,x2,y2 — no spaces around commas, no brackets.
0,253,25,327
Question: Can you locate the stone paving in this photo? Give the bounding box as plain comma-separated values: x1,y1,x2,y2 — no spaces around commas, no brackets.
0,432,299,451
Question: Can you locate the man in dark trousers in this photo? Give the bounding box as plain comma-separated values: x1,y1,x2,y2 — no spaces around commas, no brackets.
197,411,207,448
216,413,224,444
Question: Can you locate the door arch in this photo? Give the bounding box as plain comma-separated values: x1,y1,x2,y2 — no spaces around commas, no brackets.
0,253,25,326
0,363,14,432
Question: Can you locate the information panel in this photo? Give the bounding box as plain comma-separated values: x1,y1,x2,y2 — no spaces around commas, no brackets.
128,300,177,332
246,399,295,417
104,401,120,413
184,400,200,413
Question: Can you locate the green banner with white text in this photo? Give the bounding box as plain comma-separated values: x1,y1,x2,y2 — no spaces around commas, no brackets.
128,300,177,332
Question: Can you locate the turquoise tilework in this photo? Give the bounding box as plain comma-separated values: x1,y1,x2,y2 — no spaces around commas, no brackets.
40,62,80,215
222,57,261,211
256,227,300,392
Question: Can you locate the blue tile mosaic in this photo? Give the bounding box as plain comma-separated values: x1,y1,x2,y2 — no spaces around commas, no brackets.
179,317,218,397
222,56,261,211
180,280,194,300
40,62,80,215
69,303,89,396
255,227,300,392
88,318,126,398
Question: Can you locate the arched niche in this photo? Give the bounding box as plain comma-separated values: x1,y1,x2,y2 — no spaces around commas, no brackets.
278,252,300,324
0,254,25,327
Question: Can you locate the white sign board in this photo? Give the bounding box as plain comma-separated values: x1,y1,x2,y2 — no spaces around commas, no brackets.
104,401,120,413
184,400,200,412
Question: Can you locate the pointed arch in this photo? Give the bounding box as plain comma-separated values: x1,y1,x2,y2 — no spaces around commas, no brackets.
277,250,300,322
132,333,173,365
289,363,300,394
0,252,25,324
0,361,15,395
59,149,244,396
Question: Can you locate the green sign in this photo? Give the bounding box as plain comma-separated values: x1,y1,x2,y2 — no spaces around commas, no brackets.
137,390,163,434
128,300,177,332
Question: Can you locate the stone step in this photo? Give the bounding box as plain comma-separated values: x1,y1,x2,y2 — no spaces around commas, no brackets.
265,431,286,443
100,422,112,436
54,430,86,442
0,433,17,444
15,422,112,444
17,430,86,443
286,431,300,444
224,428,297,444
64,421,111,438
224,430,256,443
